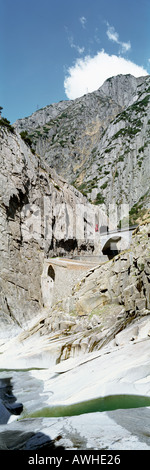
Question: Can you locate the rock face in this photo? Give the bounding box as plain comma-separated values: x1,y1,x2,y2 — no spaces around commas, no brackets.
0,75,150,452
14,74,150,220
0,207,150,451
0,116,149,339
1,216,149,367
34,214,150,359
0,126,97,332
70,217,150,318
0,377,23,424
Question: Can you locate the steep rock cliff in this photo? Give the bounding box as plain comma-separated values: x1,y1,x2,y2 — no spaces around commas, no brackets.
17,213,150,361
14,74,150,221
0,126,96,333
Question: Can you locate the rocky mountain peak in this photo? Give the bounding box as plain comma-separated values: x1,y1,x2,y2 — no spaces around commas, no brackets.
14,74,150,224
100,74,143,107
1,73,150,332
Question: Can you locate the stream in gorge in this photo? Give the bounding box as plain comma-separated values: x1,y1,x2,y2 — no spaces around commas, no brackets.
1,369,150,421
0,328,150,451
0,368,150,450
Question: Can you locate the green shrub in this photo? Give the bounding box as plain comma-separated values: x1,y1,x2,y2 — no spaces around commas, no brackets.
94,192,105,205
58,112,68,119
101,182,108,189
91,147,97,154
0,117,15,133
118,155,124,162
20,131,35,153
78,182,87,191
20,131,32,146
105,147,114,153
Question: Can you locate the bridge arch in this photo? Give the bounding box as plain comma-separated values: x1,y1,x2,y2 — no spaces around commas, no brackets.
101,234,131,259
100,227,134,259
47,264,55,281
41,264,55,308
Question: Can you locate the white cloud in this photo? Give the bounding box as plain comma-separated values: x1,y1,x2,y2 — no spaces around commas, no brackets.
64,50,148,99
106,23,131,54
68,35,85,55
79,16,87,29
121,41,131,53
106,25,119,43
77,46,85,55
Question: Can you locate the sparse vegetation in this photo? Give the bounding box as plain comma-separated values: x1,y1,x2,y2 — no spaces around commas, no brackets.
78,182,87,192
101,182,108,189
138,141,149,153
112,123,142,141
91,147,97,155
0,117,15,133
129,192,149,225
20,131,35,154
93,192,105,205
58,111,68,119
105,146,115,153
11,76,150,215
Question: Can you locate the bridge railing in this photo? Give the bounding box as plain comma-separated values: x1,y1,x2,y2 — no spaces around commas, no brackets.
100,225,138,236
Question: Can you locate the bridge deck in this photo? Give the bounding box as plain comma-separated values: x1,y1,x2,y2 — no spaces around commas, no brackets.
100,225,137,235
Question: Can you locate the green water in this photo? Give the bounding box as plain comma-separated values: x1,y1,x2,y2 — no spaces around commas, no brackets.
0,368,46,372
25,394,150,419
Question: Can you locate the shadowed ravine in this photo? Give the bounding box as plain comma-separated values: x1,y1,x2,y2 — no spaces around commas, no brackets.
24,394,150,419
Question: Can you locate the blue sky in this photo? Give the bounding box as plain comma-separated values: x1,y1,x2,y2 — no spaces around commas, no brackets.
1,0,150,123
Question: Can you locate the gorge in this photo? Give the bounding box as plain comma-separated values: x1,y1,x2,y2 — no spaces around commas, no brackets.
0,74,150,452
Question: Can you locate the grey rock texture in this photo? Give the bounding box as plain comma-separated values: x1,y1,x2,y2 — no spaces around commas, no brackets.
0,316,150,450
0,126,95,332
14,74,150,219
0,75,150,452
36,215,150,358
0,408,150,450
2,215,148,366
0,215,150,451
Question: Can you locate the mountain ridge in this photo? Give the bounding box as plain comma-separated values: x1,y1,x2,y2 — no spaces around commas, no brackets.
14,74,150,224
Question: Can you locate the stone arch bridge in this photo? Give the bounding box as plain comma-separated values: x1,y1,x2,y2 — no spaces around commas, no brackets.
41,225,137,308
100,225,137,259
